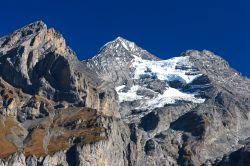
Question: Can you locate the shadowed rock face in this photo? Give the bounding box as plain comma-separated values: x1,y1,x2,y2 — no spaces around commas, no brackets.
139,112,159,131
0,22,74,99
0,21,250,166
170,111,208,138
213,141,250,166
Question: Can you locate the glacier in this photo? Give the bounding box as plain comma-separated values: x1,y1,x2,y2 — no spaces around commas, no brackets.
115,54,205,111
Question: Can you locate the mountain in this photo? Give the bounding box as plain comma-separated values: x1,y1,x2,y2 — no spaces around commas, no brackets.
0,21,250,166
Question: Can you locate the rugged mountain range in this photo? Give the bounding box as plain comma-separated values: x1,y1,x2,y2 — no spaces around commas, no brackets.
0,21,249,166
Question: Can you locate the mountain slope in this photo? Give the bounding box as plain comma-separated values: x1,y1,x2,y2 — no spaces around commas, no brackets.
0,21,250,166
86,38,250,165
87,39,205,121
0,21,123,166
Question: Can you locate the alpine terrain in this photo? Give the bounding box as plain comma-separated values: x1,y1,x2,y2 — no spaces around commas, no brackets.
0,21,250,166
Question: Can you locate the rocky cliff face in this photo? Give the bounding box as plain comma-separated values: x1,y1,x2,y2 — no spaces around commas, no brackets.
0,21,250,166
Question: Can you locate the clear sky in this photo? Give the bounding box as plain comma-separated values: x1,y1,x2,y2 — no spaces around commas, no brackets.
0,0,249,77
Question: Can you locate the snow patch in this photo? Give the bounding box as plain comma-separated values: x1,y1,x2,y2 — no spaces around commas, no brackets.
116,85,144,102
132,55,202,84
116,85,204,110
115,55,206,111
138,87,205,110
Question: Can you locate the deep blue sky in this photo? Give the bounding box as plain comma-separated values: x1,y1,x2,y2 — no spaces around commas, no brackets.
0,0,249,77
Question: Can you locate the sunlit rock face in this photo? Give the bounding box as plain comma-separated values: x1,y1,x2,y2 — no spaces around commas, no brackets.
0,21,250,166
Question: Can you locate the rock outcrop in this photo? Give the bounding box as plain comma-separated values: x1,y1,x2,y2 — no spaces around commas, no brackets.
0,21,250,166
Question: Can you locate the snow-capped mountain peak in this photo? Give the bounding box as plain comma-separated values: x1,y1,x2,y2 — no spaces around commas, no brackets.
100,36,137,52
86,38,210,122
86,37,160,81
2,21,250,165
96,36,159,61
